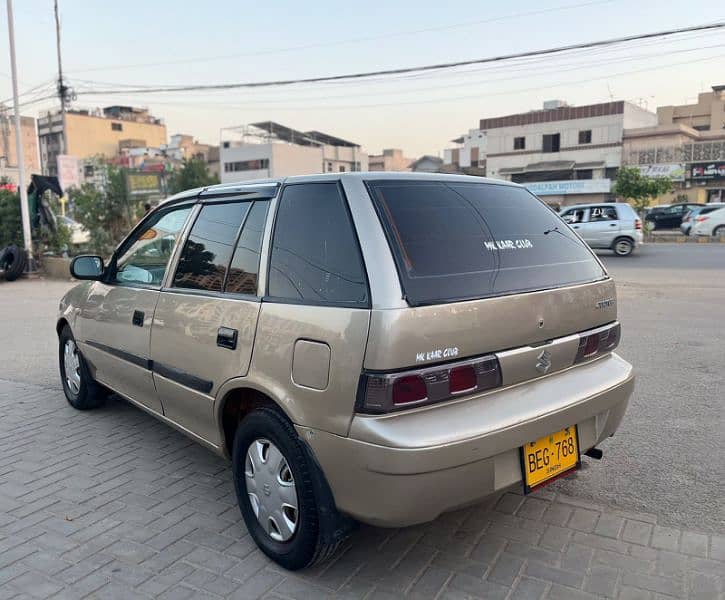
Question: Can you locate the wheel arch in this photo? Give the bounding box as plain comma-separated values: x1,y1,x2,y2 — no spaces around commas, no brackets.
56,317,70,336
215,382,295,459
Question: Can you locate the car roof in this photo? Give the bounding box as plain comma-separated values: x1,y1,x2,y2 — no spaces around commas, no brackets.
159,172,523,207
560,202,631,210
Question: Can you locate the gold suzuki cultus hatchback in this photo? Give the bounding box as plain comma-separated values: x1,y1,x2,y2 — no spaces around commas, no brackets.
58,173,633,569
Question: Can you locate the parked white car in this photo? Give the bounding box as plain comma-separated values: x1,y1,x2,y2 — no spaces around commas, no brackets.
691,206,725,237
559,203,643,256
58,215,91,246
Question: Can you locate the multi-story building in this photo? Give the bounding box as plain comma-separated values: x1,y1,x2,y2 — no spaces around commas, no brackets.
220,122,367,183
443,128,487,174
623,86,725,204
476,100,657,206
0,111,40,186
38,105,167,177
368,148,413,171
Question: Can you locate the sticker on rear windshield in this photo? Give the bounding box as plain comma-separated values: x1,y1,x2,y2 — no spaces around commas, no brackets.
484,239,534,251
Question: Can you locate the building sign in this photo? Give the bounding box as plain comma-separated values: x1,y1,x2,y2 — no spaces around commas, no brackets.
56,155,81,192
126,171,162,195
690,162,725,180
636,163,685,181
524,179,611,196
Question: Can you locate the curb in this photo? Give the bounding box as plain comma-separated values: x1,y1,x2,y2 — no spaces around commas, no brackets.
644,235,725,243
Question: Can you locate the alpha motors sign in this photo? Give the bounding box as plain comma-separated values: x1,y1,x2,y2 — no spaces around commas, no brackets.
524,179,611,196
690,162,725,180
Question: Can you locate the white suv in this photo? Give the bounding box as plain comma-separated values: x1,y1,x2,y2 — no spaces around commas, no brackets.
560,203,643,256
691,206,725,237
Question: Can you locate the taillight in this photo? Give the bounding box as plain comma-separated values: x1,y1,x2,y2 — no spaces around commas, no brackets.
392,375,427,404
574,323,621,364
635,218,642,230
696,216,709,222
357,355,501,414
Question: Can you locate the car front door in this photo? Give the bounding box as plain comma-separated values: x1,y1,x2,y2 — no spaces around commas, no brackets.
562,207,592,244
149,191,274,445
78,202,194,413
582,205,620,248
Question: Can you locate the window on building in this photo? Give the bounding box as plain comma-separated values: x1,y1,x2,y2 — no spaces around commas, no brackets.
111,122,123,132
578,130,592,144
83,165,95,178
693,125,711,131
268,183,368,305
339,165,346,172
223,159,269,172
542,133,560,153
225,200,270,295
605,167,619,180
514,137,526,150
575,169,593,180
173,202,250,293
327,162,333,172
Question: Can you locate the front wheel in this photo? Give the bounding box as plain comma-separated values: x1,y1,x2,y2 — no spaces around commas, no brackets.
232,408,345,570
612,237,634,257
59,326,106,410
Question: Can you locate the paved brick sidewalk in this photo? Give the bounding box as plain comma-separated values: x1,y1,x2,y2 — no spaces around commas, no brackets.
0,380,722,600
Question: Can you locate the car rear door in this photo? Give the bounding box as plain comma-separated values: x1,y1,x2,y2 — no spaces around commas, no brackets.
77,202,194,413
149,186,276,445
582,205,620,248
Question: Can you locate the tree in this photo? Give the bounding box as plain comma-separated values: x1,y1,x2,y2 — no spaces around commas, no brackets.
70,165,134,255
168,157,219,195
612,166,674,216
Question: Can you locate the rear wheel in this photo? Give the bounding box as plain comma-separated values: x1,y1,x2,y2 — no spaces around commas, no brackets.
713,225,725,238
59,326,106,410
612,237,634,257
232,408,345,570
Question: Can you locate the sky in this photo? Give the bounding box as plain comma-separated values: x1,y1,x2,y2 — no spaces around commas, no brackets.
1,0,725,157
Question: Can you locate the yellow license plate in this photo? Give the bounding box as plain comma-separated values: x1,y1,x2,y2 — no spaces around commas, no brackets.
521,426,579,491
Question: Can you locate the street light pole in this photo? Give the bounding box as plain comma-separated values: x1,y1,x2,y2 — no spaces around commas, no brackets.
5,0,33,262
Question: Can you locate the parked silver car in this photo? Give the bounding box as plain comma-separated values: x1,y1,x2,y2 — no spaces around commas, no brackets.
560,203,643,256
680,203,725,235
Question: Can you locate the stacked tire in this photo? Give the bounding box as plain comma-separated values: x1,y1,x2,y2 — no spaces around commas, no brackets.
0,245,27,281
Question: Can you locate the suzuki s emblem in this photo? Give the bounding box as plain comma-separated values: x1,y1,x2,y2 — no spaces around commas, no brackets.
536,349,552,374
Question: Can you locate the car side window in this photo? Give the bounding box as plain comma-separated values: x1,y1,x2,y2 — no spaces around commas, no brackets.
562,208,586,224
225,200,270,295
173,202,250,293
589,206,618,222
268,183,368,305
114,206,192,286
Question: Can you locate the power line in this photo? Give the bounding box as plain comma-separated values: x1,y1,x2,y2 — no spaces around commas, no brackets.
65,0,615,73
69,21,725,96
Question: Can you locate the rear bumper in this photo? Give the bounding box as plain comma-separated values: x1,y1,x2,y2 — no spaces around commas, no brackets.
299,353,633,527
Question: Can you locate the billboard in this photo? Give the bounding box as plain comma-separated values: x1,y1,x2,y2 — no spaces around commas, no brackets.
524,179,611,196
56,155,81,192
690,162,725,180
126,171,163,195
636,163,685,181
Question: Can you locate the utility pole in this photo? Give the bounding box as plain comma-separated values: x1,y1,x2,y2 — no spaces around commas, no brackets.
54,0,68,154
5,0,33,261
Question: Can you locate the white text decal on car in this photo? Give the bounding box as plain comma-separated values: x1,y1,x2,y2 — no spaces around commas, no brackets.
416,347,459,363
483,239,533,251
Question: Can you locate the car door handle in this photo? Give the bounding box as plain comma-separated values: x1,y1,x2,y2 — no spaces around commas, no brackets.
132,310,144,327
217,327,238,350
609,223,617,227
571,225,579,229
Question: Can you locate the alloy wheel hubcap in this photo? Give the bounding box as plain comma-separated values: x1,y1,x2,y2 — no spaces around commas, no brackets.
615,241,631,255
63,340,81,395
245,438,298,542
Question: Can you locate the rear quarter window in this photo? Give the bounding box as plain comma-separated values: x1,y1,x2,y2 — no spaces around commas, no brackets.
367,180,606,306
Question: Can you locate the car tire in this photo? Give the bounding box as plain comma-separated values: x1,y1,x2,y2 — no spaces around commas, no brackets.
1,244,27,281
232,408,346,570
713,225,725,238
59,325,106,410
612,237,634,257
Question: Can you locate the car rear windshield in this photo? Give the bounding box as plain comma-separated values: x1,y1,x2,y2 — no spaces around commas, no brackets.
367,180,607,306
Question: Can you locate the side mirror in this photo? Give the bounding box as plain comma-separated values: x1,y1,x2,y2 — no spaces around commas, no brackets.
70,255,104,280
